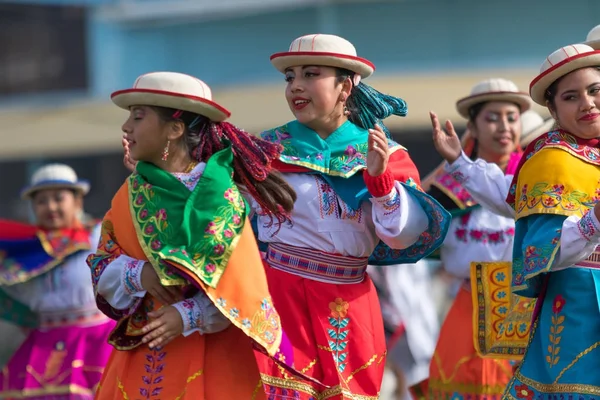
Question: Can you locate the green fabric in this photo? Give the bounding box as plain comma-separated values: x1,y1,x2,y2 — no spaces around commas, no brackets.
128,146,246,289
260,120,405,178
0,288,38,328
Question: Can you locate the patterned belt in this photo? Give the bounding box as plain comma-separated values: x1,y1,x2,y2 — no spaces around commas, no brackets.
39,306,109,329
574,246,600,270
266,242,369,284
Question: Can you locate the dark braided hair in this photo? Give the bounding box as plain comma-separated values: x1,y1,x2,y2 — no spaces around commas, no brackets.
335,68,408,138
152,107,296,227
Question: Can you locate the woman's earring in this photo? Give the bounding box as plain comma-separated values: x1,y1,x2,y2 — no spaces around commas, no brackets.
344,104,350,116
161,140,170,161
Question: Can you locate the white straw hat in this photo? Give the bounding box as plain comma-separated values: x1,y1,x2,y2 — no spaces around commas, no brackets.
111,72,231,122
585,24,600,50
529,44,600,105
270,34,375,78
455,78,531,119
21,164,90,200
519,110,555,147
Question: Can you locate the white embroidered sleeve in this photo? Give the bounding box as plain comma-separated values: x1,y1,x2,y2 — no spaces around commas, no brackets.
445,152,515,218
553,210,600,271
172,291,231,336
96,255,147,310
370,182,428,249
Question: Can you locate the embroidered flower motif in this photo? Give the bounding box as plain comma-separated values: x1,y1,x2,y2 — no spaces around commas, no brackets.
514,384,534,400
223,229,234,238
133,179,139,189
205,263,216,274
145,225,155,235
552,294,566,313
518,323,528,334
140,209,149,220
261,298,271,311
136,195,144,205
213,244,225,255
155,209,167,221
329,298,350,318
242,318,252,329
230,308,240,318
151,240,162,250
224,188,236,202
495,272,506,282
216,298,226,308
232,214,241,225
344,145,357,156
205,221,217,235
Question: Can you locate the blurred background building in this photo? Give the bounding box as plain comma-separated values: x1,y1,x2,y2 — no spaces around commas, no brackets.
0,0,597,396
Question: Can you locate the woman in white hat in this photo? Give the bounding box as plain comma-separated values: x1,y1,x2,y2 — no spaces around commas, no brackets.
409,79,531,399
251,34,451,399
432,43,600,397
585,24,600,50
89,71,299,399
0,164,115,399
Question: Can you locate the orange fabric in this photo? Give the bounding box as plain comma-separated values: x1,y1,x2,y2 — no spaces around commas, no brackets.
96,296,265,400
421,287,512,399
106,182,282,355
95,183,274,399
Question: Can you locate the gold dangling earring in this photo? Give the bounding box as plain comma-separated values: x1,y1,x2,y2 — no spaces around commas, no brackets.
161,140,170,161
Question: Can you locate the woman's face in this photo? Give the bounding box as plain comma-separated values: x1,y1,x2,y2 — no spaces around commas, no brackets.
470,101,521,157
121,106,170,163
32,188,81,230
284,65,351,134
549,67,600,140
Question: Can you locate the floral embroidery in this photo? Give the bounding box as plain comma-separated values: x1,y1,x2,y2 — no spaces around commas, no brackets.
122,259,145,295
339,201,363,222
434,172,478,209
516,181,597,216
453,213,514,244
370,183,451,264
546,294,566,368
173,299,202,332
211,296,280,346
514,383,534,400
578,210,600,241
260,121,405,177
374,189,400,216
128,173,246,287
328,298,350,373
140,347,166,398
314,177,339,219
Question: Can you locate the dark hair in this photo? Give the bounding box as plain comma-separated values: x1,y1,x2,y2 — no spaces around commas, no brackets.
335,68,407,138
151,107,296,227
544,66,600,109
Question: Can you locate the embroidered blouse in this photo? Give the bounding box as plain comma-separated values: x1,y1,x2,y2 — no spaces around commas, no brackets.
445,151,600,280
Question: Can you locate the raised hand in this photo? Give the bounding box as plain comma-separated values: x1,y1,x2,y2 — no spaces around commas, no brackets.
430,111,462,164
366,124,390,177
122,135,137,173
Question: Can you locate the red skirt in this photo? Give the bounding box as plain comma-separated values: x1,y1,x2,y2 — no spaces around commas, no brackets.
255,243,386,400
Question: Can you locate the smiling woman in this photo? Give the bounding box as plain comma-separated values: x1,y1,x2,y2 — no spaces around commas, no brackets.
252,33,451,399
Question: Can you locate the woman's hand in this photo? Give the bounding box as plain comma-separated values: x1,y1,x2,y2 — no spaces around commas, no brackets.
431,111,462,164
140,262,183,306
366,124,390,177
122,135,137,173
141,306,183,349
